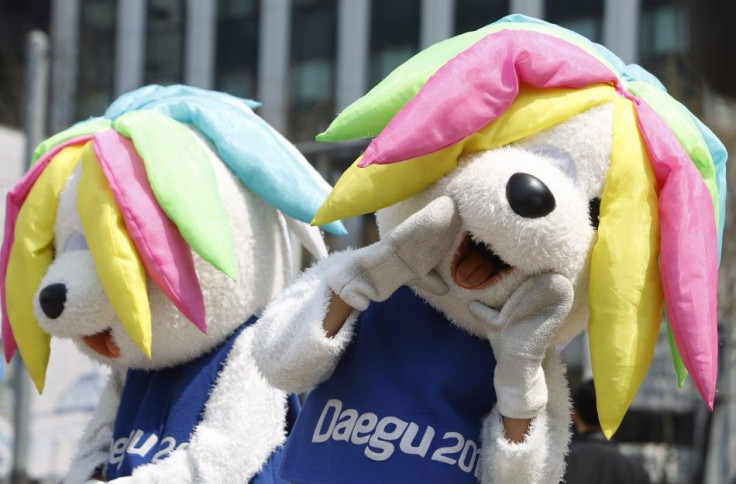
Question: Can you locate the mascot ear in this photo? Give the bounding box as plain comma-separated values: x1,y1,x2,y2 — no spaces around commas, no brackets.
285,216,328,260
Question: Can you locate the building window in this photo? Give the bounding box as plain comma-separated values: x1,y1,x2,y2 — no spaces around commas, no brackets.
145,0,186,85
76,0,116,120
369,0,420,88
289,0,337,142
638,0,697,109
454,0,508,34
639,0,688,63
215,0,259,99
545,0,603,42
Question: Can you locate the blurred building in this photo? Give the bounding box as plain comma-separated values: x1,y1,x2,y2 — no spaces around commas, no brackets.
48,0,693,138
24,340,108,481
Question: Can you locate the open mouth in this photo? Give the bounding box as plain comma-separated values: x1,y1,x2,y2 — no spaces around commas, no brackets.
82,328,120,358
451,232,514,289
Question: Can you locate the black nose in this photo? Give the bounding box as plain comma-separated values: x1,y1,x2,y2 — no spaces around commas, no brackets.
506,173,556,218
39,283,67,319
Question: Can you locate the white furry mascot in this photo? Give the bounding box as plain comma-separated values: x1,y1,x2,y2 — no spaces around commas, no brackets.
0,85,345,483
252,15,726,483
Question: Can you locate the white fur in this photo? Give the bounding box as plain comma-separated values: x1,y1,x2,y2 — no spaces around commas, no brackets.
253,251,359,394
254,104,614,483
36,128,307,482
514,103,613,200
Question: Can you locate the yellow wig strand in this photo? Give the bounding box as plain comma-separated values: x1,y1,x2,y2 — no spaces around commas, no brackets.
589,95,664,437
77,143,152,358
6,143,85,392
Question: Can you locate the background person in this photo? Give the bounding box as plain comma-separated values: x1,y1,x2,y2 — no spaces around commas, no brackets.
563,380,651,484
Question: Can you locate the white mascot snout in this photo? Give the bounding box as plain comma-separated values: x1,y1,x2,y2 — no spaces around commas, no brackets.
252,16,725,484
1,85,344,483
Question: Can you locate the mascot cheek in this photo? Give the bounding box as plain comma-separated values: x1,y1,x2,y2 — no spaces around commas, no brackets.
35,249,117,339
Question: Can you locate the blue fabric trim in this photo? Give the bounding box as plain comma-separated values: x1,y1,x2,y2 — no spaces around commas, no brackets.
690,113,728,262
104,84,260,120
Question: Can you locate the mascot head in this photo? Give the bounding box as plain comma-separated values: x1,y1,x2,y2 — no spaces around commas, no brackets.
312,15,727,437
1,85,345,391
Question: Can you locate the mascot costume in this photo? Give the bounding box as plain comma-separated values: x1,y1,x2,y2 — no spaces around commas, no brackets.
252,15,727,483
0,85,345,482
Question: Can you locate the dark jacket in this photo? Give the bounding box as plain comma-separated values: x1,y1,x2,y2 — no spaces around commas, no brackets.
563,432,650,484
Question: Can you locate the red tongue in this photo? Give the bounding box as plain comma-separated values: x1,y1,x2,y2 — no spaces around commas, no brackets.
452,234,499,289
455,250,498,288
83,329,120,358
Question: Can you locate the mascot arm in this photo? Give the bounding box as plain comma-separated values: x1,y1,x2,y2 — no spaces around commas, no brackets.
253,254,361,394
107,327,288,483
470,273,574,484
479,351,571,484
64,368,126,484
252,196,459,393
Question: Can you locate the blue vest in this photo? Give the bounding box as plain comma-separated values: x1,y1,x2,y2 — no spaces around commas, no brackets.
280,286,497,484
107,316,298,482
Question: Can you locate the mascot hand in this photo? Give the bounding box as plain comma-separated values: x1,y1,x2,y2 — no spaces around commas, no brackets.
469,273,573,418
325,195,460,311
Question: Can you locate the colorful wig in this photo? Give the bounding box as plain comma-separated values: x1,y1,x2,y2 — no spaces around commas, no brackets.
1,85,345,392
312,15,727,437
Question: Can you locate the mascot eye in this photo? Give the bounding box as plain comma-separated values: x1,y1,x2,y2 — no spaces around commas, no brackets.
64,231,89,252
506,173,556,218
528,144,578,184
589,198,601,229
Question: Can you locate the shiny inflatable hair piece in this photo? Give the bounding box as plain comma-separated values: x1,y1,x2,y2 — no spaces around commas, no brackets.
1,85,346,392
313,14,727,438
